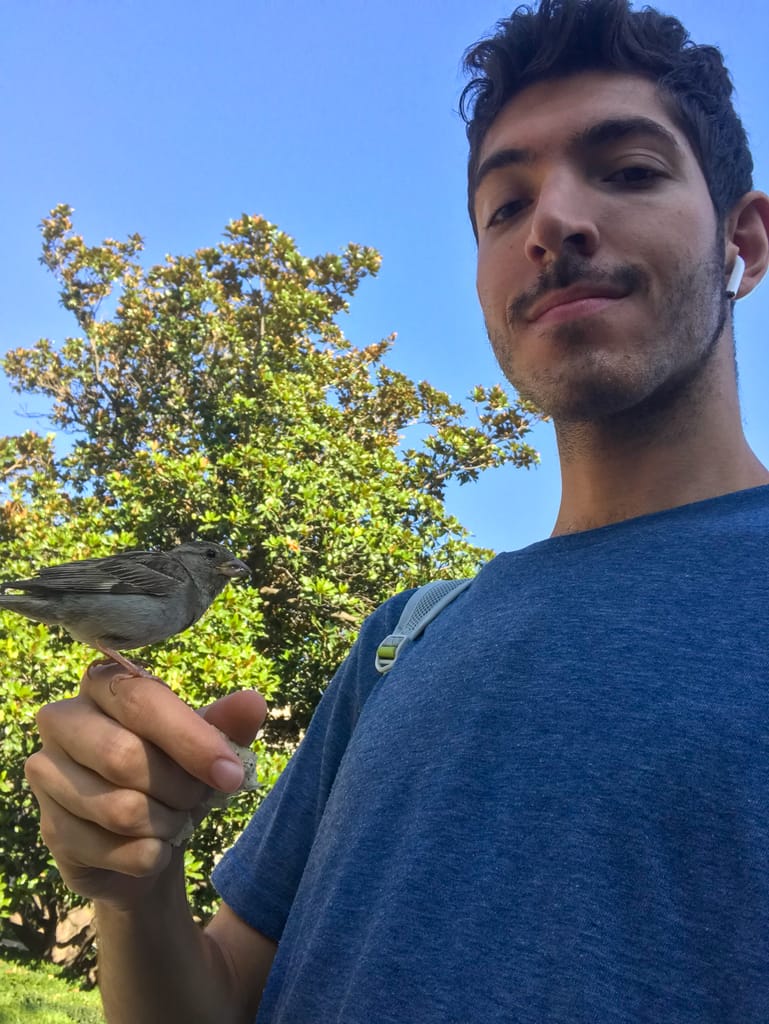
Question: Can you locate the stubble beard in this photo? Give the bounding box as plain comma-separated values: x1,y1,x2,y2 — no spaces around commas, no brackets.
485,246,731,446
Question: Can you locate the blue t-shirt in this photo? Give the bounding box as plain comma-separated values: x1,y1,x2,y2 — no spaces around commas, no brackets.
213,486,769,1023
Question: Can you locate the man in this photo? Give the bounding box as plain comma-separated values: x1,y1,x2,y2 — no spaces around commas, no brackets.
25,0,769,1020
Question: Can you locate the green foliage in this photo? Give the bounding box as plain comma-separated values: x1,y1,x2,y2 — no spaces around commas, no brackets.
0,205,544,973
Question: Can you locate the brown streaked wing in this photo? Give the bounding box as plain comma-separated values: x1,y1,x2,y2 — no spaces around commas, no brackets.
6,550,183,596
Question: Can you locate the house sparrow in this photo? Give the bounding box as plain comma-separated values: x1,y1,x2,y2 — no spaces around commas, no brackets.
1,541,258,842
0,540,251,675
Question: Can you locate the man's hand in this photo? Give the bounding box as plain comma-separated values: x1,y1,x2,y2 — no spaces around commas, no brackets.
24,661,267,910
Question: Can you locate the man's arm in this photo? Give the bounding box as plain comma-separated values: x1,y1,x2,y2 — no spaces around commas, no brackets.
24,662,272,1023
96,879,277,1024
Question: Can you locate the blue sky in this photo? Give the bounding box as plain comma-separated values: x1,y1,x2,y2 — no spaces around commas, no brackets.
2,0,768,554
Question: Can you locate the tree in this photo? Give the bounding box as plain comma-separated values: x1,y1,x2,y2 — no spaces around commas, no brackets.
0,205,544,976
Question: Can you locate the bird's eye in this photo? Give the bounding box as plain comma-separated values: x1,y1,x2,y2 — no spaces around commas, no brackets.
205,548,218,560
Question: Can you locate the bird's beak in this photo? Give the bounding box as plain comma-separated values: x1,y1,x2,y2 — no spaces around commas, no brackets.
218,558,252,580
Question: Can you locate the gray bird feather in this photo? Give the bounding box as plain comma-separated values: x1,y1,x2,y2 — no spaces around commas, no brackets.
1,540,256,844
0,540,251,658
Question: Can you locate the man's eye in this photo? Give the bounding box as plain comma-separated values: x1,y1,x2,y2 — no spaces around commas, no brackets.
487,199,526,228
607,166,662,185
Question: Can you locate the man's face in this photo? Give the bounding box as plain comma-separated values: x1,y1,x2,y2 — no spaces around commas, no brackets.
474,71,731,424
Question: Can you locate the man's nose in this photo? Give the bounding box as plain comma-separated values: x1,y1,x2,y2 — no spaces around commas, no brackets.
524,172,600,265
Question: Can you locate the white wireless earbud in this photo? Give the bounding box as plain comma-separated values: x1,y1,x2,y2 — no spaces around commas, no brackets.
726,255,745,299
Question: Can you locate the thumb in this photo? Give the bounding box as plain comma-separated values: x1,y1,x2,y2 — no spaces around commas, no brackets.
201,690,268,747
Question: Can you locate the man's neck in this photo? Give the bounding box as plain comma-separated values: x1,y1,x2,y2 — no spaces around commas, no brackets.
550,368,769,536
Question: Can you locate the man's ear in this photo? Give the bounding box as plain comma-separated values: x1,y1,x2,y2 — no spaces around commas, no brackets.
724,190,769,300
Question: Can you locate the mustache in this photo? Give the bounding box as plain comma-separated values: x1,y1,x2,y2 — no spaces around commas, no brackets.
507,253,646,325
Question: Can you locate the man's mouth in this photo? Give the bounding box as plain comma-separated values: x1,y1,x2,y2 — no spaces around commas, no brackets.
526,284,629,324
532,294,625,325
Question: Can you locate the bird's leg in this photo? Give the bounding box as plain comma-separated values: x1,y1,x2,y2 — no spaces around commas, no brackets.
93,643,159,680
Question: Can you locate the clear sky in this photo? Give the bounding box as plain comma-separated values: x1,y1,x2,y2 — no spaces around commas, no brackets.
2,0,768,554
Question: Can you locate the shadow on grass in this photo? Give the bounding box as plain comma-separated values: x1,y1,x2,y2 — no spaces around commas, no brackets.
0,952,103,1024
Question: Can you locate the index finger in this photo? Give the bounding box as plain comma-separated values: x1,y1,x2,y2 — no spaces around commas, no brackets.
82,663,246,793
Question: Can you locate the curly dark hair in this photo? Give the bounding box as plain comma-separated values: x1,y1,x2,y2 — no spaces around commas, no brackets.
460,0,753,236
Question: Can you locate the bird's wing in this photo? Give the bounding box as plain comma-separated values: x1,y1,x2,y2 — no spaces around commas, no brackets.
5,551,184,597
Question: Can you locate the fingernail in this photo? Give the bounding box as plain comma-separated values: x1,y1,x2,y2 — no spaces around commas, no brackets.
211,758,245,793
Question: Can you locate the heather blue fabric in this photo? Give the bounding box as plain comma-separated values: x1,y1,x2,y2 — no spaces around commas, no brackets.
213,485,769,1023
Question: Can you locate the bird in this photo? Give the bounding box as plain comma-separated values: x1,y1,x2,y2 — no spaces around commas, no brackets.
0,540,251,676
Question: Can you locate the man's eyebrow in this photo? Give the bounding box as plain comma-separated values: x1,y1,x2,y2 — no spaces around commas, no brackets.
577,116,682,156
473,116,683,195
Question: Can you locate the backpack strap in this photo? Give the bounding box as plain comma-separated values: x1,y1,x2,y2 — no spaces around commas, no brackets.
374,578,472,674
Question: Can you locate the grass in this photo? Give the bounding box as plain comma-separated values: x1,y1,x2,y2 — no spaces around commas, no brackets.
0,957,103,1024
